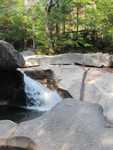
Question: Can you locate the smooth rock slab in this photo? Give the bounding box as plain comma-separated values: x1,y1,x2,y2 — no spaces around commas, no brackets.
13,100,113,150
22,52,112,67
49,65,85,99
84,68,113,124
0,120,17,139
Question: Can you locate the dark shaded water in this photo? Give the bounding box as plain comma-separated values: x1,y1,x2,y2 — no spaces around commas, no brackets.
0,106,43,123
0,147,27,150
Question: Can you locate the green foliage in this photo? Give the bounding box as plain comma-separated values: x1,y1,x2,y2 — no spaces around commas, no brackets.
0,0,113,53
0,0,37,49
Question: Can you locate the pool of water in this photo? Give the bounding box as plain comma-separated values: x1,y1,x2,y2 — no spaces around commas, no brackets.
0,105,43,123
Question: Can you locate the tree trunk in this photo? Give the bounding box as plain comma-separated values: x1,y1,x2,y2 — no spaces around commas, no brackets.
45,0,59,53
76,7,79,40
63,21,66,34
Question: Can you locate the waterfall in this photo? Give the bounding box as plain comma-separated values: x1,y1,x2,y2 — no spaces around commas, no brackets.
18,69,61,111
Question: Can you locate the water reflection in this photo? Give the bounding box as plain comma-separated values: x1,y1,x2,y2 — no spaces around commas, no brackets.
0,105,43,123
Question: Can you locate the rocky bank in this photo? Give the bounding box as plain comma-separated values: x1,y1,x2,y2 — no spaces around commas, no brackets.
1,45,113,149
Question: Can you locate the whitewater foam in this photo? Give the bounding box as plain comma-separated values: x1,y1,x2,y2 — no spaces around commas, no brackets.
18,69,61,111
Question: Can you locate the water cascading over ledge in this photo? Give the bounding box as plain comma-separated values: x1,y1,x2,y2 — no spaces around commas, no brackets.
0,68,62,113
0,40,61,122
0,69,61,123
19,69,62,111
0,40,61,110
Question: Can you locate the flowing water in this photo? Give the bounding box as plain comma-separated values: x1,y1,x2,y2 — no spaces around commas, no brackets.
0,69,61,123
23,70,62,111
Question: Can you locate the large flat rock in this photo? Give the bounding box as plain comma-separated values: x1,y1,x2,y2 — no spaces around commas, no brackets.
22,52,112,67
12,100,113,150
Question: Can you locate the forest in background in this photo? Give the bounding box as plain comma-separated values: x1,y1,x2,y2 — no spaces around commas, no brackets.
0,0,113,54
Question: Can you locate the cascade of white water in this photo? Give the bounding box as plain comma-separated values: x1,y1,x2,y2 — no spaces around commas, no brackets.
18,69,61,111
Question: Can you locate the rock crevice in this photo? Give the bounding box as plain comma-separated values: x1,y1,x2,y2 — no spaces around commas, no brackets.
80,68,90,101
